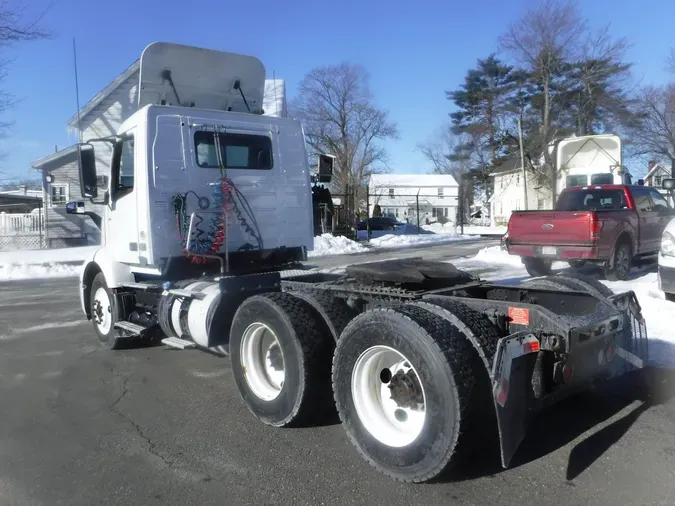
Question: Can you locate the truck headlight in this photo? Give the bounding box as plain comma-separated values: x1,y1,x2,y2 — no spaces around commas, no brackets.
662,231,675,257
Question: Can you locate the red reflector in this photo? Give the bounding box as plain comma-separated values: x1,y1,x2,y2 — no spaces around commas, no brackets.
523,340,540,353
497,378,509,406
562,364,574,383
508,307,530,326
606,343,615,362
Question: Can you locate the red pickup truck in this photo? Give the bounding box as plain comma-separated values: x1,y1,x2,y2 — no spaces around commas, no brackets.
504,184,675,280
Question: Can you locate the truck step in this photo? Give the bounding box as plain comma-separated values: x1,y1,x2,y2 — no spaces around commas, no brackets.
161,337,197,349
166,288,207,300
114,321,147,337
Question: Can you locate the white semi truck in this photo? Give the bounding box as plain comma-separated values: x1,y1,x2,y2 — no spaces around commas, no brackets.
69,42,650,483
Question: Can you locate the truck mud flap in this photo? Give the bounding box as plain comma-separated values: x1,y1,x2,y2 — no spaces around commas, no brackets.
607,290,648,374
491,332,542,468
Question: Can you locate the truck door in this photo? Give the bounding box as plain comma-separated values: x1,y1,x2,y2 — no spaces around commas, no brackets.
631,187,659,253
107,130,140,264
647,188,675,239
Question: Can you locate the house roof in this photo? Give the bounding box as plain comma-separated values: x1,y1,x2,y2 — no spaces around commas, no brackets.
31,144,79,171
645,162,670,180
369,173,458,188
0,191,42,202
490,157,522,176
66,59,140,129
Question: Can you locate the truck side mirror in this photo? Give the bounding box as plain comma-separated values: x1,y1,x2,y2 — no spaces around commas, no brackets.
66,201,85,214
77,143,98,198
662,178,675,190
317,154,334,183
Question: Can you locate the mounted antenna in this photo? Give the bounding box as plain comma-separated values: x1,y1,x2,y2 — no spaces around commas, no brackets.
233,79,251,113
72,38,82,143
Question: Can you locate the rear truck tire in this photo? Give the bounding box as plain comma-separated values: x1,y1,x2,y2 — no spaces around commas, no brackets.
89,272,125,350
605,241,632,281
524,271,614,300
332,304,483,483
229,292,335,428
523,257,552,277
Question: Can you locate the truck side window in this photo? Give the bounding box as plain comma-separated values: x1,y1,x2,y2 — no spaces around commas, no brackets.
112,136,135,197
194,131,273,170
649,189,670,211
632,188,653,213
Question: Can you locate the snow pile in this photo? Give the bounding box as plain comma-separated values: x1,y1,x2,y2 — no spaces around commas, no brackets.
0,246,97,281
368,232,475,248
456,246,675,368
308,234,367,257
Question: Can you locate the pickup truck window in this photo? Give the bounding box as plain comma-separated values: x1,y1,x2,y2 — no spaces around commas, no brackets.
631,187,653,213
648,188,671,211
556,189,628,211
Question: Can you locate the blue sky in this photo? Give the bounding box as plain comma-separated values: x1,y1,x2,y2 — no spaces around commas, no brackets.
1,0,674,183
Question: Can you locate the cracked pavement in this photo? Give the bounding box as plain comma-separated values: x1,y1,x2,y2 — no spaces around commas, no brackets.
1,245,675,505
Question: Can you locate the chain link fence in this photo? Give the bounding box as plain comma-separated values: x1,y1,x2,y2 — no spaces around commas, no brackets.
0,202,45,251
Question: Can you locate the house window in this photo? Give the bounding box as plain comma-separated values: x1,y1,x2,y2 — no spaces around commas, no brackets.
500,178,503,189
50,184,68,206
389,188,394,197
438,187,444,199
432,207,449,217
516,174,520,184
655,176,663,187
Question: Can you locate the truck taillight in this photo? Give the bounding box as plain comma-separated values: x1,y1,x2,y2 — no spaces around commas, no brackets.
590,213,601,242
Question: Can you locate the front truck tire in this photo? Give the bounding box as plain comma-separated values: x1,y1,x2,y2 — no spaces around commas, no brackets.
89,272,125,350
229,292,335,428
332,304,485,483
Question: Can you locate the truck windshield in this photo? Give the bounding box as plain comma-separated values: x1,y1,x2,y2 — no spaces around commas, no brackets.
556,189,628,211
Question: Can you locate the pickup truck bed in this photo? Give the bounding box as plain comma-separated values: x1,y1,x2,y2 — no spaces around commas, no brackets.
504,185,675,280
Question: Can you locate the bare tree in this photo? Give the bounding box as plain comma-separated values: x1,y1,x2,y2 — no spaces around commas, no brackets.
290,62,398,192
0,1,51,138
630,85,675,163
498,0,586,196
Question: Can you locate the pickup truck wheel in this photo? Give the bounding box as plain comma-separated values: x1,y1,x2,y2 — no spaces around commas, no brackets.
605,242,632,281
332,304,481,483
523,257,552,277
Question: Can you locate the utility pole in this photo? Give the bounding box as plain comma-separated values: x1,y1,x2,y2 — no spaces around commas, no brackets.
518,117,528,210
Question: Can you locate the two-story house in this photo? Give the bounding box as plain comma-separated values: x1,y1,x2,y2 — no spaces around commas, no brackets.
368,174,459,224
488,157,553,227
644,160,672,194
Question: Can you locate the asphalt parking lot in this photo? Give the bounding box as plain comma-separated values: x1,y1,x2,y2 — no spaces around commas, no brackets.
1,263,675,505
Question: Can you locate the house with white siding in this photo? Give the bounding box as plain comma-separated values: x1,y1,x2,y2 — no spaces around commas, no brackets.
489,158,553,227
368,174,459,224
31,55,287,248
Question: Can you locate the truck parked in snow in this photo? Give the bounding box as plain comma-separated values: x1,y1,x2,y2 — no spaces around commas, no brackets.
505,184,675,280
64,42,649,484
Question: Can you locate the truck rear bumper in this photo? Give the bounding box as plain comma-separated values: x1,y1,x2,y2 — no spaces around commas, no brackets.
507,243,600,261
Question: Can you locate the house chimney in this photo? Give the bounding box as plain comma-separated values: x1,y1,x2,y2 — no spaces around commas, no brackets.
649,160,656,170
19,184,26,195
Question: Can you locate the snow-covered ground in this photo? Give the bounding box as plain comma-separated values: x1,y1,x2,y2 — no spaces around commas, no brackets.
0,246,96,281
421,223,507,236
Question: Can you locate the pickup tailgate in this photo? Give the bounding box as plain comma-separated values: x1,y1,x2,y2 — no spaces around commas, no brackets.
508,211,593,245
